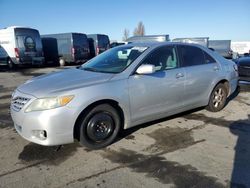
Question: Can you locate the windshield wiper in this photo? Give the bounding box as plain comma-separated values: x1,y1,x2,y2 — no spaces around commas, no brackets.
82,67,100,72
81,67,118,74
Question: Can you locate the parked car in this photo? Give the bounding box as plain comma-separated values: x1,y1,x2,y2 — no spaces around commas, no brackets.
209,40,233,59
235,56,250,81
42,33,90,66
0,26,44,68
87,34,110,58
126,35,170,43
11,42,238,149
172,37,209,48
41,38,59,66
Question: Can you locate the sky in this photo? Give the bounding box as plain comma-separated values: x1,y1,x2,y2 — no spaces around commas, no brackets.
0,0,249,41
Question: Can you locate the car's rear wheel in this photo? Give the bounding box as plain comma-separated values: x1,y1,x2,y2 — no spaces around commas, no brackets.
79,104,121,149
206,83,227,112
8,59,15,70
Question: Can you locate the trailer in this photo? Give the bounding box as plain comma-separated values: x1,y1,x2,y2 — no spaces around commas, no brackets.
231,41,250,56
208,40,233,59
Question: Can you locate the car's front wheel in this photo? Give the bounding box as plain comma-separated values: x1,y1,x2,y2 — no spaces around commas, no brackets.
79,104,121,149
206,83,228,112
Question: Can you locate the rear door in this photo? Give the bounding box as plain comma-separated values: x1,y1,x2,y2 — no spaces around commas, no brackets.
178,45,220,107
97,35,110,54
128,45,185,124
15,28,43,61
72,34,90,61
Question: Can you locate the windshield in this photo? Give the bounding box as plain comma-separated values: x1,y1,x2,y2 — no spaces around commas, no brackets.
80,45,148,73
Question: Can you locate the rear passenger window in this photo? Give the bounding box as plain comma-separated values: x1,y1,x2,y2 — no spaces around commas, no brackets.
179,45,205,67
203,52,216,64
142,45,178,71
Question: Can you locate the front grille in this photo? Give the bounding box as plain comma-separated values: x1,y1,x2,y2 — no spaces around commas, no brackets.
238,66,250,77
11,96,30,112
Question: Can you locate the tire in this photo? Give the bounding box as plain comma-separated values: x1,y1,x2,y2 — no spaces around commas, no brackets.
79,104,121,149
59,59,66,66
206,83,228,112
8,59,15,70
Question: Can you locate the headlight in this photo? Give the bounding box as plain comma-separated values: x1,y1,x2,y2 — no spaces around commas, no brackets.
25,95,74,112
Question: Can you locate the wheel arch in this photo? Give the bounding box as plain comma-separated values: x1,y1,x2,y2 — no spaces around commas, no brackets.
216,79,230,96
73,99,125,141
207,79,230,104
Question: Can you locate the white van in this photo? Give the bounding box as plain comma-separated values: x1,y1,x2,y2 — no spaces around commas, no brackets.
0,26,44,68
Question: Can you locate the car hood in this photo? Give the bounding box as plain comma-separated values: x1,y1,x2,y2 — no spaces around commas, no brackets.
17,68,114,98
238,57,250,67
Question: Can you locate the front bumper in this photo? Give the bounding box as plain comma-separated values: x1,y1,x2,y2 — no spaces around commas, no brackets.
10,90,76,146
239,76,250,82
11,57,44,65
231,78,239,94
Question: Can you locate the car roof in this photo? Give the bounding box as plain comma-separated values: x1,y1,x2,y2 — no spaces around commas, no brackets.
126,41,208,48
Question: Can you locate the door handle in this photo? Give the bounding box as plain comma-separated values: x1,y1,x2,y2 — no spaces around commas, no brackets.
176,73,184,78
213,66,219,71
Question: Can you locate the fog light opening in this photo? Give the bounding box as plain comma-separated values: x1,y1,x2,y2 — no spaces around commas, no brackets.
39,130,47,139
32,130,47,140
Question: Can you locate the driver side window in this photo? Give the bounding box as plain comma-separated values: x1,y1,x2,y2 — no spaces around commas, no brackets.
142,45,178,71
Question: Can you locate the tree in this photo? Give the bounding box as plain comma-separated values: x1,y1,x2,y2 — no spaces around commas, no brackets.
133,21,145,36
122,29,130,41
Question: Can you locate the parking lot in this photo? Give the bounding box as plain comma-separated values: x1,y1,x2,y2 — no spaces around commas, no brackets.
0,66,250,188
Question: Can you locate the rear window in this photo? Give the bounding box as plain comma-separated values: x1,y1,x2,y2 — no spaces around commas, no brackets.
15,28,42,50
98,35,110,48
73,34,89,48
203,51,216,64
179,45,205,67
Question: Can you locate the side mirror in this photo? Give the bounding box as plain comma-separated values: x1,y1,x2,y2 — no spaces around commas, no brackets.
136,64,156,75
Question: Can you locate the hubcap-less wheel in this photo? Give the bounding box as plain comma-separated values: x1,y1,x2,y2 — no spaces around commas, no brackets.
212,88,225,108
86,113,114,142
79,104,121,149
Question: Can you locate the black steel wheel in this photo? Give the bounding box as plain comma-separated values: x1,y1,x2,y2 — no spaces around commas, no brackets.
79,104,121,149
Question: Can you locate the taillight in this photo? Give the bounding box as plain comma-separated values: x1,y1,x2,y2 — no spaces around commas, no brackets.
71,47,75,55
96,47,100,55
14,48,19,58
71,47,75,58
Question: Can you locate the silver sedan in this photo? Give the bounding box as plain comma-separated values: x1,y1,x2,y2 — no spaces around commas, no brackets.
10,42,239,149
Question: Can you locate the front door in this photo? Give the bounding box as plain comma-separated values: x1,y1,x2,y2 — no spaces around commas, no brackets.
128,45,185,125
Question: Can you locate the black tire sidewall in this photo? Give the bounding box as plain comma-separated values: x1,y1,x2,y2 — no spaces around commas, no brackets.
8,59,15,69
207,83,227,112
79,104,121,149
